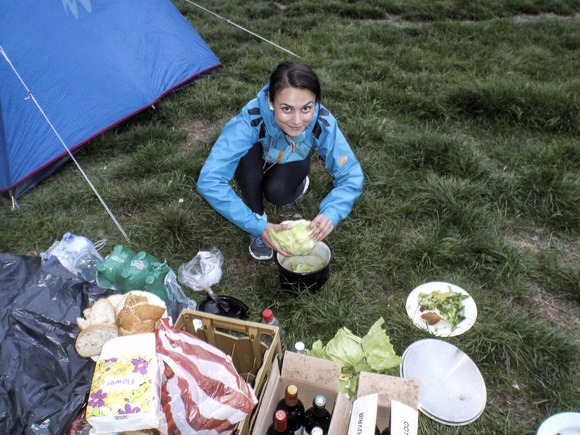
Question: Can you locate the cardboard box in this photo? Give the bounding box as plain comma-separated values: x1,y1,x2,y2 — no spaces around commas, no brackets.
252,351,421,435
251,351,350,434
174,309,282,435
355,372,421,435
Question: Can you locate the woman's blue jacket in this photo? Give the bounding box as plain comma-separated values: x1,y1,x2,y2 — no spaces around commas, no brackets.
197,84,364,237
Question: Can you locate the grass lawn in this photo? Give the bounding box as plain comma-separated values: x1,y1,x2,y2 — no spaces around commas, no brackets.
1,1,579,433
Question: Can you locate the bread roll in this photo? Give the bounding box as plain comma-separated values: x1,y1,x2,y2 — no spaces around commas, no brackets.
116,291,166,336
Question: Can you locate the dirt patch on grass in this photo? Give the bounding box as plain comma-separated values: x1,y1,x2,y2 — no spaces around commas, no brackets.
361,13,580,27
513,13,580,23
178,118,228,153
506,231,580,340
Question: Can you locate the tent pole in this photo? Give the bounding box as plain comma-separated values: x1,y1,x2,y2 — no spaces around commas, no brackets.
181,0,300,58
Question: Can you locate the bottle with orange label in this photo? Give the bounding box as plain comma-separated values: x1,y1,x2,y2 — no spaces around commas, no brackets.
276,385,305,434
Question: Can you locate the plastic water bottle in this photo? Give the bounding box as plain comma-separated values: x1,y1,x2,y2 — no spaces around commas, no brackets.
294,341,307,355
67,233,104,283
43,232,103,282
261,309,286,350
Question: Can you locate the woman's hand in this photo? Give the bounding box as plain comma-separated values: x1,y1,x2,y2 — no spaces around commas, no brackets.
261,222,292,257
309,214,334,242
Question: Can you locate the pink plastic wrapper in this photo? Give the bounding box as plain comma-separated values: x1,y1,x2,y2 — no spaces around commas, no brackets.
155,318,258,435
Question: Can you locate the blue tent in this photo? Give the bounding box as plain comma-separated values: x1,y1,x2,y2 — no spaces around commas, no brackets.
0,0,221,200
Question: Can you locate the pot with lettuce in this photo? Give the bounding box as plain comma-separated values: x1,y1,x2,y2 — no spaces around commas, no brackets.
271,220,332,291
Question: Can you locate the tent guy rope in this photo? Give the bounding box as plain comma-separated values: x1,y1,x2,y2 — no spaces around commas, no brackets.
0,45,131,244
181,0,300,58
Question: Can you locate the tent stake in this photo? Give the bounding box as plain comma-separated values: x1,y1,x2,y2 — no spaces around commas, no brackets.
181,0,300,58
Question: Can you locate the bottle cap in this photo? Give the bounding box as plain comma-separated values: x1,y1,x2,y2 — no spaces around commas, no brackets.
294,341,305,352
311,428,324,435
262,309,273,323
314,395,326,407
274,409,287,423
286,385,298,406
274,409,287,432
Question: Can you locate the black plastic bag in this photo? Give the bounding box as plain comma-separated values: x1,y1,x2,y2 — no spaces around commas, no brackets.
0,253,186,435
0,254,113,434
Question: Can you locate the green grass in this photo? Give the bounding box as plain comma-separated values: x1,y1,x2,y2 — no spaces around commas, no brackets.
1,1,579,433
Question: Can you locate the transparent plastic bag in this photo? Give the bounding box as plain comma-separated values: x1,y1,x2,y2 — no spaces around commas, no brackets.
177,247,224,292
41,232,104,283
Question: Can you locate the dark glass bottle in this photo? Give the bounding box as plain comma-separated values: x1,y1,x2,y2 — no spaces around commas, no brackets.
303,395,331,434
276,385,305,433
267,409,294,435
375,426,380,435
381,426,391,435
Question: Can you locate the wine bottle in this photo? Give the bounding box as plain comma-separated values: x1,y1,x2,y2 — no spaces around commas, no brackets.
381,426,391,435
303,395,331,434
267,409,294,435
276,385,305,434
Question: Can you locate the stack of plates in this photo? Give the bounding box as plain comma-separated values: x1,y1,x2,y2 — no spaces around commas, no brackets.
400,339,487,426
536,412,580,434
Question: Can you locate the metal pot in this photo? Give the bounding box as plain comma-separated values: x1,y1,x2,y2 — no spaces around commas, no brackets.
197,295,249,319
275,242,332,292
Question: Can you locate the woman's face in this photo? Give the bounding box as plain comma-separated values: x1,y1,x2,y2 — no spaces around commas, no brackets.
270,86,316,137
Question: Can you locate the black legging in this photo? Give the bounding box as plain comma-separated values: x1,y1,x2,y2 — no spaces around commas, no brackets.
235,142,311,215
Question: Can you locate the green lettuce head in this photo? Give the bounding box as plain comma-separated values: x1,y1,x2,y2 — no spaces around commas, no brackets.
268,219,317,256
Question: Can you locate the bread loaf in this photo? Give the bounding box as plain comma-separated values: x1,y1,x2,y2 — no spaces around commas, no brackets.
75,291,166,357
116,291,166,336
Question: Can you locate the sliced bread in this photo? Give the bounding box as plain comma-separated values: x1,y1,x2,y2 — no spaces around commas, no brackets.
76,316,91,330
75,323,119,357
106,293,125,310
88,298,116,325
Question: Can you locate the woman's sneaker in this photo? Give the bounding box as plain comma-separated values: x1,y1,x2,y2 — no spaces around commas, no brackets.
249,235,273,260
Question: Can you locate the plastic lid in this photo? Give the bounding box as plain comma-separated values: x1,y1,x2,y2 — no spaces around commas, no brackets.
262,308,274,323
294,341,305,352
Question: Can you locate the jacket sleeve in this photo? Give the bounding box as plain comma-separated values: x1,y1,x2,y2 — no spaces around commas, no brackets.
197,114,269,237
314,112,364,227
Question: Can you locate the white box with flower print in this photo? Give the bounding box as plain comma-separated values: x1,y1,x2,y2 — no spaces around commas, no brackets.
85,333,164,434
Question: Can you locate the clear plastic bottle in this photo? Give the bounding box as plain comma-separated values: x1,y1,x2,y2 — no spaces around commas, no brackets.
43,232,104,282
261,309,286,350
294,341,306,355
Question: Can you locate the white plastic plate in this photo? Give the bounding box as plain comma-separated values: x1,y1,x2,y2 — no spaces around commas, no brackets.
406,281,477,337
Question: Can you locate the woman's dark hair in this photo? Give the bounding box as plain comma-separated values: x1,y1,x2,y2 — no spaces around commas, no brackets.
268,62,321,103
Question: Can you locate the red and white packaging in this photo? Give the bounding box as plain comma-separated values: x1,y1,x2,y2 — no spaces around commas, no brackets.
155,318,258,435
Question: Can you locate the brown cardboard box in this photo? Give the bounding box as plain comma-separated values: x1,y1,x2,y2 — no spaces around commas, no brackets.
251,351,421,435
174,309,282,435
251,351,351,434
357,372,421,434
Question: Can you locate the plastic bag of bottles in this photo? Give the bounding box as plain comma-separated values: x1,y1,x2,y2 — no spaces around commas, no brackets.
97,245,195,308
41,232,104,283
